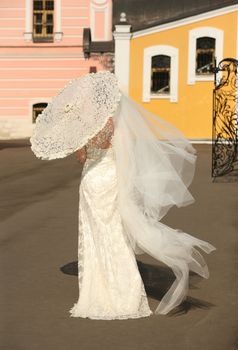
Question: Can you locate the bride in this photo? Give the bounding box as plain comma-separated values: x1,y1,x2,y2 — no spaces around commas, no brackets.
30,70,216,320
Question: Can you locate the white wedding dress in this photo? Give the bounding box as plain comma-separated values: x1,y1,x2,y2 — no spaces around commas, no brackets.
29,71,216,319
69,121,153,320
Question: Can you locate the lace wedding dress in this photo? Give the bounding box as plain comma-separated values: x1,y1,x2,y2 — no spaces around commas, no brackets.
69,118,153,320
30,71,216,319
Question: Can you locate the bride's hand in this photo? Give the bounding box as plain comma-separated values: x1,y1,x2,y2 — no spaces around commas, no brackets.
76,146,87,164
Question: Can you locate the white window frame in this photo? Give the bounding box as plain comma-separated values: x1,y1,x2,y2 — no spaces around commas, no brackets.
187,26,224,84
24,0,33,41
54,0,63,41
143,45,178,103
24,0,62,42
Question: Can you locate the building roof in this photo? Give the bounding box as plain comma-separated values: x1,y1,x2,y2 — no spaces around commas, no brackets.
113,0,238,32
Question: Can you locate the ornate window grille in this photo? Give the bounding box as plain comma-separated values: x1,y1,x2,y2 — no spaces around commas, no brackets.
196,37,215,75
151,55,171,95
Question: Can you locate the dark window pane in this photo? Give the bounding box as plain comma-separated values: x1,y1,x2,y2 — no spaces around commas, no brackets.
35,13,42,24
46,25,53,34
196,37,215,74
35,25,42,34
196,52,214,73
33,1,43,10
152,55,170,68
45,1,54,10
152,71,170,93
197,37,215,50
151,55,170,94
46,14,53,24
33,103,48,123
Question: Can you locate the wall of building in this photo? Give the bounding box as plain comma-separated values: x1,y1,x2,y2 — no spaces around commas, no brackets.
129,10,237,139
0,0,112,139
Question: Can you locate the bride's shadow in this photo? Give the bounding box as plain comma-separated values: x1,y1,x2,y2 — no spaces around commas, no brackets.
137,260,215,316
60,260,214,316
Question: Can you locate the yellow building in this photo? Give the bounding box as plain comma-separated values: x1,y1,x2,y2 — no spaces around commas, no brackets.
113,2,238,141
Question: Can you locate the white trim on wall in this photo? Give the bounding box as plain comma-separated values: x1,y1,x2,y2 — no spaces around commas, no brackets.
55,0,63,41
113,25,132,94
187,26,224,85
90,1,110,41
143,45,179,103
24,0,32,41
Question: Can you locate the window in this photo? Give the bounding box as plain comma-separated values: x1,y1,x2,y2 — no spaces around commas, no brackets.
188,27,223,84
33,0,54,42
143,45,178,103
196,37,215,75
89,66,97,73
151,55,171,95
33,103,48,123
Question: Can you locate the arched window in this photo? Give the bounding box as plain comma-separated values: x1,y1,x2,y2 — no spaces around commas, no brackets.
151,55,171,95
196,37,215,75
188,27,223,84
32,103,48,123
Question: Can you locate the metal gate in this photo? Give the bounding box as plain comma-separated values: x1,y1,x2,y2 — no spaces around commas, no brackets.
212,58,238,182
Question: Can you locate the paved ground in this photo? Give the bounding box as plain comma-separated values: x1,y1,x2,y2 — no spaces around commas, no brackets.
0,140,237,350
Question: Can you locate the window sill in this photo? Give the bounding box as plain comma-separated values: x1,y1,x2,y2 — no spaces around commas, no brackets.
23,32,33,41
150,94,170,99
143,93,177,103
23,32,63,43
195,75,213,82
188,74,214,85
33,37,54,43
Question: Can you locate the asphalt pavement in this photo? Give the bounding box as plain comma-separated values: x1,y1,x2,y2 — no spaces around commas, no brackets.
0,140,237,350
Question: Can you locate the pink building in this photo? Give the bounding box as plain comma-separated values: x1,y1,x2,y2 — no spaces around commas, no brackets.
0,0,113,139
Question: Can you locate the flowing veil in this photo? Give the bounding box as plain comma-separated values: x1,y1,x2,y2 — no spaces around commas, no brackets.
111,91,216,315
30,71,216,315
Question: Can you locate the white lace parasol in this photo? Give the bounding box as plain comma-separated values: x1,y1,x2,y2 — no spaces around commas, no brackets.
30,70,121,160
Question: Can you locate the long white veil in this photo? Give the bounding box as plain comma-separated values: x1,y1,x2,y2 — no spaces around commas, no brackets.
111,91,216,315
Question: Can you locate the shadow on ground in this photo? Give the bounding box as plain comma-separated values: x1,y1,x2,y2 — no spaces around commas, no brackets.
60,259,215,317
